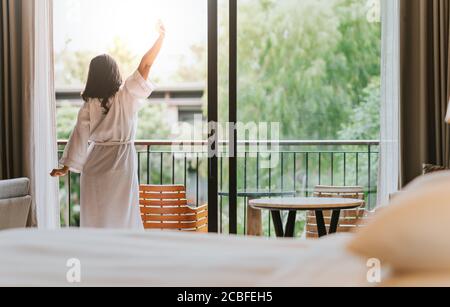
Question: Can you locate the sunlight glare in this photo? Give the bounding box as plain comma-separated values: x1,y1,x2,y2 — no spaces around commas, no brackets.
54,0,207,82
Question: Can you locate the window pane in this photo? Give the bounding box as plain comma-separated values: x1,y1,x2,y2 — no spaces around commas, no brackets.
54,0,208,226
54,0,207,139
233,0,382,235
237,0,381,141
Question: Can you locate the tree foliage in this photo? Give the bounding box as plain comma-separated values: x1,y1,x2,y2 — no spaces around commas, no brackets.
56,0,381,141
222,0,381,140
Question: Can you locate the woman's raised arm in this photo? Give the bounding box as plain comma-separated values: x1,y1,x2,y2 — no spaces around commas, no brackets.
138,21,166,80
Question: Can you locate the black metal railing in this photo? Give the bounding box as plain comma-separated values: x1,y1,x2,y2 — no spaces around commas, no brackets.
57,140,379,236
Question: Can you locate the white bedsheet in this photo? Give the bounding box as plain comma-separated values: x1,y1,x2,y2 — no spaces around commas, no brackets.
0,229,372,287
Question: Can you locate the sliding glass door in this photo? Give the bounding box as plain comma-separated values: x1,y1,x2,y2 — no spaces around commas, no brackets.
216,0,382,236
54,0,224,231
54,0,381,233
54,0,209,227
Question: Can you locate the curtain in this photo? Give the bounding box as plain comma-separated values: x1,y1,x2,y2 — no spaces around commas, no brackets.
400,0,450,186
0,0,27,180
0,0,59,229
378,0,401,205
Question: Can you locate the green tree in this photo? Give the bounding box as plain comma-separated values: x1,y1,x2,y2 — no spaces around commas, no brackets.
56,103,80,139
216,0,381,140
54,39,95,87
173,43,207,83
339,76,381,140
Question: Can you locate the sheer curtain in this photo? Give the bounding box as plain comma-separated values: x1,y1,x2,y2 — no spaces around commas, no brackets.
20,0,60,228
33,0,59,228
378,0,401,205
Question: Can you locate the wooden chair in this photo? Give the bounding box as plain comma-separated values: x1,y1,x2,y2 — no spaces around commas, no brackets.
139,185,208,233
306,186,367,239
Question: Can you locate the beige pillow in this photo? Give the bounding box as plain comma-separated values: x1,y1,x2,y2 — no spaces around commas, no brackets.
348,172,450,272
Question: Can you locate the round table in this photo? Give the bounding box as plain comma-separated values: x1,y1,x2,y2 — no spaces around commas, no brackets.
249,197,365,238
219,191,296,236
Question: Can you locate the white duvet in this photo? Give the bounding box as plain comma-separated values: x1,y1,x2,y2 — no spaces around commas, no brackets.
0,229,375,287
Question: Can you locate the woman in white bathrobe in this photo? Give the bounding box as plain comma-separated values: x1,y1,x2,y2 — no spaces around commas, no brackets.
51,23,165,229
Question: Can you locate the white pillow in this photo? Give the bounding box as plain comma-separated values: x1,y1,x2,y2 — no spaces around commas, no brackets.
348,172,450,272
403,170,450,192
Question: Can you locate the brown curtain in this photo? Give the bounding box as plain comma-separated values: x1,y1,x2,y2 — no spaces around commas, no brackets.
400,0,450,186
0,0,31,180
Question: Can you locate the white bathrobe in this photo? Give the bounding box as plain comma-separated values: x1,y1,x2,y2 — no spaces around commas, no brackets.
60,71,155,229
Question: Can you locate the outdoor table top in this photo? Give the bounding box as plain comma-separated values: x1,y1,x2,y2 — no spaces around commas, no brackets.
249,197,364,211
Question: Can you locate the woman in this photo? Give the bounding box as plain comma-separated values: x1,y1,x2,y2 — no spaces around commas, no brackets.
51,23,166,229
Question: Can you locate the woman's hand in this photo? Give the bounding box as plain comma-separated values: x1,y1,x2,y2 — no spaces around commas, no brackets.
50,166,69,177
156,20,166,37
138,21,166,80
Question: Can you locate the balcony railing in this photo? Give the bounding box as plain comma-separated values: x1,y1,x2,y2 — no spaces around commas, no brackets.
57,140,379,236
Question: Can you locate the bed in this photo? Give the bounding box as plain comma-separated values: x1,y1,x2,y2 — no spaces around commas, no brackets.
0,229,374,287
4,173,450,287
2,228,450,287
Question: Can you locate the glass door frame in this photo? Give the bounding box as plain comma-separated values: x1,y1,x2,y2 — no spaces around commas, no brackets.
208,0,238,233
208,0,219,233
228,0,238,234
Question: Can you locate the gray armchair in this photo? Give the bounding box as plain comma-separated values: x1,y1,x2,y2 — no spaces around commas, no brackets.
0,178,32,230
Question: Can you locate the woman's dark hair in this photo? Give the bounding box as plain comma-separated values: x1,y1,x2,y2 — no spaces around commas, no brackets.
81,54,122,114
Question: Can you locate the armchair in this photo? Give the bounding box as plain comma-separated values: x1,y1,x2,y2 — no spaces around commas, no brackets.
0,178,32,230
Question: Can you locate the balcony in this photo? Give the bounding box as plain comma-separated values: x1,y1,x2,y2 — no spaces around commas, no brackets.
57,140,379,237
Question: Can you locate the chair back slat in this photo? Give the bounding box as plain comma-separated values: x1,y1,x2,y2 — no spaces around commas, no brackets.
140,185,208,232
306,186,366,239
141,185,186,192
140,199,188,207
139,192,188,200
